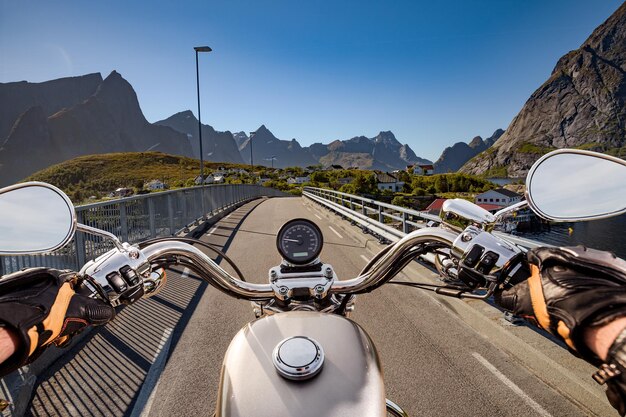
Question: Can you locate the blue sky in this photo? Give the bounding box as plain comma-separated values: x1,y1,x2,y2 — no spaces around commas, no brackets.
0,0,622,160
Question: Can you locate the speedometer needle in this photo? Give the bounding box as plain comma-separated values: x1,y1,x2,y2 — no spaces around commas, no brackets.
283,238,300,243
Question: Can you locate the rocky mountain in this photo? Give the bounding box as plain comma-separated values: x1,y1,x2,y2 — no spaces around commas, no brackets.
308,131,431,170
239,128,432,170
434,129,504,173
0,73,103,140
156,111,243,164
1,70,453,184
0,71,192,186
461,3,626,177
239,125,318,168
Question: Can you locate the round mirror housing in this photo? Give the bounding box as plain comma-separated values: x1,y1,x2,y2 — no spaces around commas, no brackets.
0,182,77,254
526,149,626,222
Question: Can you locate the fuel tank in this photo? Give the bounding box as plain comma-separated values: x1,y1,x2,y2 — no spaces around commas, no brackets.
216,311,386,417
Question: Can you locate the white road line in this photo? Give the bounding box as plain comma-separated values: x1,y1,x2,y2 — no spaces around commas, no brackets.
360,254,370,263
152,328,173,362
314,214,322,220
207,225,218,235
130,263,183,417
328,226,343,239
472,352,553,417
131,327,174,417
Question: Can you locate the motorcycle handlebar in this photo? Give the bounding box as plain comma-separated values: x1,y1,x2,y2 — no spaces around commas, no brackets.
141,240,274,300
140,227,459,301
330,227,458,294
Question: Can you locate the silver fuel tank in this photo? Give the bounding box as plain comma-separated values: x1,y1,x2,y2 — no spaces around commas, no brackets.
215,311,386,417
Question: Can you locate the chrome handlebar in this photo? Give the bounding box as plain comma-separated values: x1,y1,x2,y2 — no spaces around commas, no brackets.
138,227,459,301
141,240,274,300
330,227,458,294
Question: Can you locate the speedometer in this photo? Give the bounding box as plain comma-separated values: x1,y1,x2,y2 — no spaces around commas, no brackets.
276,219,324,265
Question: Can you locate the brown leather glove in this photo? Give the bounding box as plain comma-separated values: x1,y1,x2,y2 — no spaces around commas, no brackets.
0,267,115,376
494,246,626,416
495,246,626,363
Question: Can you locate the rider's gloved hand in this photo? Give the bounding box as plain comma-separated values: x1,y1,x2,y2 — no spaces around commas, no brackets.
494,246,626,415
0,267,115,376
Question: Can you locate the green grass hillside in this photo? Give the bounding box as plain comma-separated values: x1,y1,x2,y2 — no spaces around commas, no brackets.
24,151,505,208
25,152,255,202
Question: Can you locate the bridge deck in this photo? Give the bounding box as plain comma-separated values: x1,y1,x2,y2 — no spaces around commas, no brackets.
26,197,610,417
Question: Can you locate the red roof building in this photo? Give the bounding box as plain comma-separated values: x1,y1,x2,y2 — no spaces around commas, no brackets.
477,203,502,213
425,198,447,213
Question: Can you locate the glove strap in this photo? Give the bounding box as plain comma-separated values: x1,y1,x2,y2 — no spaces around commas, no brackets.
593,326,626,384
593,327,626,416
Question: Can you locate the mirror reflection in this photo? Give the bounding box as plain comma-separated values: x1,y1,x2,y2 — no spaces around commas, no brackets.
0,184,76,254
527,151,626,221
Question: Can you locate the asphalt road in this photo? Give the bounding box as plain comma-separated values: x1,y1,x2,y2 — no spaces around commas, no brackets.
26,196,613,417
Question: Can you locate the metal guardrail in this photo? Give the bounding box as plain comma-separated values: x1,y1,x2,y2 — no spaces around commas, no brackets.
303,186,545,249
0,184,285,276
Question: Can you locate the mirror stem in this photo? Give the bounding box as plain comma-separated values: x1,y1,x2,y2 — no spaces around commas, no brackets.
494,200,528,223
76,223,125,251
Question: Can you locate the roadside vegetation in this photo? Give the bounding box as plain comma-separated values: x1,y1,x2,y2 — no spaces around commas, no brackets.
301,170,498,210
25,152,500,209
25,152,298,202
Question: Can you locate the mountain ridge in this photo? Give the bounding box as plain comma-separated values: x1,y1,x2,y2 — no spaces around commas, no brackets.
460,2,626,176
155,110,243,164
1,70,496,184
0,71,192,186
0,72,103,141
434,129,504,174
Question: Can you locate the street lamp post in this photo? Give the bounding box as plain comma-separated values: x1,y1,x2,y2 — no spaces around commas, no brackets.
194,46,212,184
265,155,276,169
194,46,211,219
249,131,256,172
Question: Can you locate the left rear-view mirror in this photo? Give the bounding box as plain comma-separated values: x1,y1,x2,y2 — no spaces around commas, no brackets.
0,182,77,255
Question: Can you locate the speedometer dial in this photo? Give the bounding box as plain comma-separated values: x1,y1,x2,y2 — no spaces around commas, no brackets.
276,219,324,265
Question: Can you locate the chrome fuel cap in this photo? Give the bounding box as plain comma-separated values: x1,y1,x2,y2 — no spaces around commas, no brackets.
273,336,324,381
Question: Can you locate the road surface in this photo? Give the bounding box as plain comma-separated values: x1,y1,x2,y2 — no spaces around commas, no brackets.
26,196,612,417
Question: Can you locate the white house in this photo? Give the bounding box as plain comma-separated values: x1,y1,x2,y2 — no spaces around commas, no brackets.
194,174,225,185
144,180,166,190
414,164,434,175
375,172,404,192
475,188,522,207
212,175,225,184
259,177,271,185
287,176,311,184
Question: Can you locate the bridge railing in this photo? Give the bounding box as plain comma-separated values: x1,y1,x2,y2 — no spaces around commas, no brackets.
0,184,285,275
302,186,544,249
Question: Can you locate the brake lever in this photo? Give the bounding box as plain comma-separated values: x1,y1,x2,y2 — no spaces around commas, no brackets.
389,280,498,299
434,281,498,299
